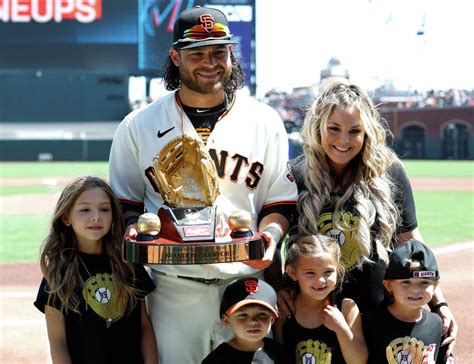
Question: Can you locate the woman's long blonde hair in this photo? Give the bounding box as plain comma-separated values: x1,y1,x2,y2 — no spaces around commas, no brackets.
39,176,137,313
298,78,401,265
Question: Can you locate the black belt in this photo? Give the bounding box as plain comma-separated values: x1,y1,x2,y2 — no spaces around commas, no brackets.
177,276,221,284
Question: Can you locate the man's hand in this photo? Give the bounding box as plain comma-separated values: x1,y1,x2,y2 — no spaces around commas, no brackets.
243,231,276,269
125,223,138,240
244,213,288,270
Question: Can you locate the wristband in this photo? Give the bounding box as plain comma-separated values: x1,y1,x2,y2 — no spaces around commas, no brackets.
429,302,448,311
261,226,283,245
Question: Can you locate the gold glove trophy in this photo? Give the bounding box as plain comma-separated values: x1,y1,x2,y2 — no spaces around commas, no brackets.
123,136,265,265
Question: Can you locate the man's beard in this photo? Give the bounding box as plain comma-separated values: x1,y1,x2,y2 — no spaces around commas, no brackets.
180,66,231,95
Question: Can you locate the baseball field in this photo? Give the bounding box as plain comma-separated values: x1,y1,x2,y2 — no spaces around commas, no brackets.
0,160,473,362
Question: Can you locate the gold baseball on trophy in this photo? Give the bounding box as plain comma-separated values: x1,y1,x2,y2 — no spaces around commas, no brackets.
137,213,161,236
228,210,252,232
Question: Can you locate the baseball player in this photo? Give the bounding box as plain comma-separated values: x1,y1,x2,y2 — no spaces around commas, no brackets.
108,6,297,363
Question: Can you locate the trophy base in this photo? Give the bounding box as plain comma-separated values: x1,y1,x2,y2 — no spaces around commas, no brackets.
124,234,265,265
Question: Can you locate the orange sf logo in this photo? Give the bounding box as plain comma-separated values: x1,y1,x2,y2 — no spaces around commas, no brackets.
245,280,259,294
200,14,214,32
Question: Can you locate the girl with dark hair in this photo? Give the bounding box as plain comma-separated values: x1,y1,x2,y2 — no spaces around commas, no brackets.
34,176,158,363
274,234,367,364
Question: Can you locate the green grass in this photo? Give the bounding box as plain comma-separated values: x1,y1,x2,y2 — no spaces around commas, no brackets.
0,160,473,263
0,162,108,178
414,191,474,245
403,160,473,177
0,185,63,196
0,215,51,263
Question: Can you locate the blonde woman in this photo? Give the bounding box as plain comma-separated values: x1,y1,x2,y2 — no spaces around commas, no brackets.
279,78,457,359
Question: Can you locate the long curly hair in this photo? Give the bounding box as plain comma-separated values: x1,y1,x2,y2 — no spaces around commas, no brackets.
39,176,137,313
297,78,401,266
163,50,245,95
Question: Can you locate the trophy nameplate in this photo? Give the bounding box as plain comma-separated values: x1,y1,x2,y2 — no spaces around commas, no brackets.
124,234,265,265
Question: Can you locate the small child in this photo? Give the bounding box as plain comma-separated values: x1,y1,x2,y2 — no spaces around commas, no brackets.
202,277,291,364
274,234,367,364
363,239,445,363
34,176,158,363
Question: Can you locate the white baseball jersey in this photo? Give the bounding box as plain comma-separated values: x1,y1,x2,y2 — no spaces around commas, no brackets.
109,90,297,279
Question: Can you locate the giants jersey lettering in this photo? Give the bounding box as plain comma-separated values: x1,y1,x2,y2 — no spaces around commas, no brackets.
208,149,263,189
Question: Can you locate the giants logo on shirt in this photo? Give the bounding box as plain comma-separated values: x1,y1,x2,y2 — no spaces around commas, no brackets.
0,0,102,23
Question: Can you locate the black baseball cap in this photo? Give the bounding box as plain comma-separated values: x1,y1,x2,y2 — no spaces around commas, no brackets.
385,240,440,280
173,6,238,50
220,277,278,317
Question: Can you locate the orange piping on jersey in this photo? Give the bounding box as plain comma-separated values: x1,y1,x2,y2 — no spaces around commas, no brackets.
218,92,236,120
174,92,186,136
262,200,297,209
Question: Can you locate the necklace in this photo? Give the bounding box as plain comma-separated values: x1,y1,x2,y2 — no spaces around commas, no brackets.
77,254,114,328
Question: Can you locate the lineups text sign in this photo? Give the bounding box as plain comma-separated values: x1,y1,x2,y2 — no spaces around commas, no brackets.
0,0,255,80
0,0,102,23
0,0,137,70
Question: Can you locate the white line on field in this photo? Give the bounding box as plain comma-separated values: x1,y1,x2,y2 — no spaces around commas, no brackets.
433,241,474,255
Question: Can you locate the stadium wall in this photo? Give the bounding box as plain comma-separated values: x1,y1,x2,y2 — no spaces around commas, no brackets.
383,106,474,160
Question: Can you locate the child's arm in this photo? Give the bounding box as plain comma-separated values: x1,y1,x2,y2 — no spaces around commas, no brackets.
322,299,368,364
44,305,72,364
141,301,159,364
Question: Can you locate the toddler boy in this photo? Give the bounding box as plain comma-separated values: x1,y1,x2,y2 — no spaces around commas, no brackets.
202,277,290,363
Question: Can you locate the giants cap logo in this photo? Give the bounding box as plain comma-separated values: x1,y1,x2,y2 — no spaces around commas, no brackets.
199,14,214,32
244,280,259,294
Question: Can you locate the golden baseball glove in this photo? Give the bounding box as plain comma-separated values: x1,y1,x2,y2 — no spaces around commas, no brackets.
152,136,219,207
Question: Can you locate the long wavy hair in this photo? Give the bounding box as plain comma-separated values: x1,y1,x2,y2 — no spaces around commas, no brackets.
298,78,401,265
163,50,245,95
39,176,137,313
285,234,345,301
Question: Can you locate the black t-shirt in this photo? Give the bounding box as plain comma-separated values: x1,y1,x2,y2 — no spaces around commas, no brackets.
282,314,345,364
362,305,443,364
202,338,291,364
290,156,417,311
34,252,155,364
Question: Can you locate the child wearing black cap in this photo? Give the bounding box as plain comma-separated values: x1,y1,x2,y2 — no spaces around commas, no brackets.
362,239,447,363
202,277,291,364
